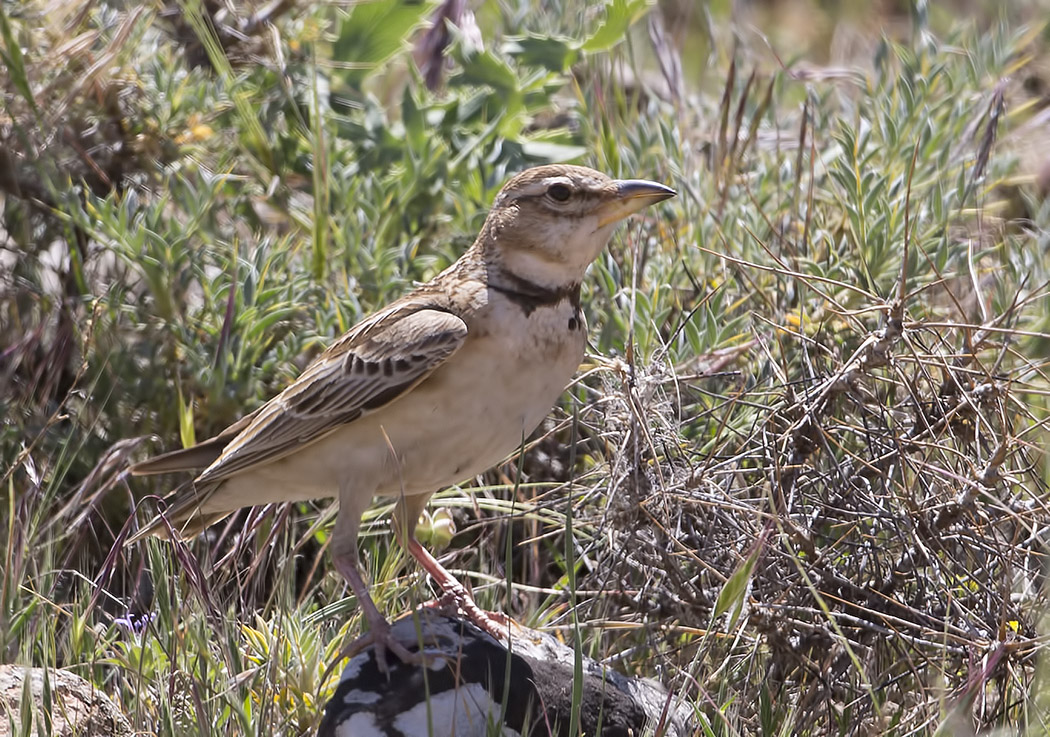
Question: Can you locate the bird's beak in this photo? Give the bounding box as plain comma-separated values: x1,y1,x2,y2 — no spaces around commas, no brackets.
596,179,677,228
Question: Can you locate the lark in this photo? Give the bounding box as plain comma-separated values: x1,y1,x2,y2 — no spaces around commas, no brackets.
128,164,675,668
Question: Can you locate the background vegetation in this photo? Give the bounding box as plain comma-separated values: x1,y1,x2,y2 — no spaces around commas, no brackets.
3,0,1050,733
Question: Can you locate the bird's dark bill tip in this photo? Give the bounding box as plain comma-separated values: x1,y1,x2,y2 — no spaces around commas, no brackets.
615,179,677,202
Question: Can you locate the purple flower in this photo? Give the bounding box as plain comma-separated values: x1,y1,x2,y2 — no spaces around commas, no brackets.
113,611,155,634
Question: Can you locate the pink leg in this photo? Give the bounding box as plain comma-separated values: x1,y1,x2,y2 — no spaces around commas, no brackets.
394,494,510,641
330,550,429,672
330,494,428,673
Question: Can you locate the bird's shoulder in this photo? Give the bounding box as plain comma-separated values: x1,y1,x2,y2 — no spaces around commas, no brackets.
317,260,487,363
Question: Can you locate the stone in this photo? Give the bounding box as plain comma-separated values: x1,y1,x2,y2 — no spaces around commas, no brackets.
0,665,132,737
319,610,692,737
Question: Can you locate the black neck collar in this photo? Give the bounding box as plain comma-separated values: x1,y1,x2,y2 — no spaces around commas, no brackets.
489,272,581,316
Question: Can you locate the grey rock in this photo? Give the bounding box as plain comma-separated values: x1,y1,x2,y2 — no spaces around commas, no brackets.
319,610,692,737
0,665,132,737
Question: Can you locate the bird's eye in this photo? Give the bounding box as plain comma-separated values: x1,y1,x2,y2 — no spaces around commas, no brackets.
547,183,572,202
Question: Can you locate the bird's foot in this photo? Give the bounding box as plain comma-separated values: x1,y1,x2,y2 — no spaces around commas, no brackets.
329,617,437,680
402,536,513,641
329,546,440,675
425,589,513,642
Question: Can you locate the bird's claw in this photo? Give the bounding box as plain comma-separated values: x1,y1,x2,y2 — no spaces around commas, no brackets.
326,619,438,682
425,590,513,641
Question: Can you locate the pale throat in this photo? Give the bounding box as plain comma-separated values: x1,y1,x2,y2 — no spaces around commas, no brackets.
495,226,615,291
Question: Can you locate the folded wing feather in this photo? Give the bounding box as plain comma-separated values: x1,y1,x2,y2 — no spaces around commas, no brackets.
126,303,468,543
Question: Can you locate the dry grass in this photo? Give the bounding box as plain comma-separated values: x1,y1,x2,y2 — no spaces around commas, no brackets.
2,0,1050,735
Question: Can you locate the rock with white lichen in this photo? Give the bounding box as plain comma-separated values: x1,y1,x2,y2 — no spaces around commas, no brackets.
318,609,692,737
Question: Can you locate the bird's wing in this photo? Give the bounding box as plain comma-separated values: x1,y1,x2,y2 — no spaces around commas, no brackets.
126,300,467,544
193,302,468,485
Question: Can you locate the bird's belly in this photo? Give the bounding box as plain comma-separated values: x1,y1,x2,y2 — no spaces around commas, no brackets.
372,311,585,495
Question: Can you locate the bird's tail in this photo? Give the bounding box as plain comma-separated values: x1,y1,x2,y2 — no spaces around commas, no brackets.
125,479,232,545
128,435,230,476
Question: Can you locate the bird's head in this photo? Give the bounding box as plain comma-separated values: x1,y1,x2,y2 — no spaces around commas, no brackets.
477,164,676,287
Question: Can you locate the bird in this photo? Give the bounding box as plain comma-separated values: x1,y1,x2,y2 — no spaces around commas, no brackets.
127,164,676,670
